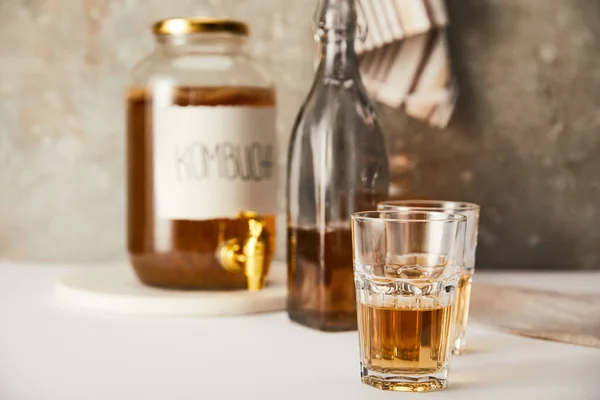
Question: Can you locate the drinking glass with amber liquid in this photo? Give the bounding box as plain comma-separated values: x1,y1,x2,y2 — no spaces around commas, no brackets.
378,200,480,355
351,211,466,392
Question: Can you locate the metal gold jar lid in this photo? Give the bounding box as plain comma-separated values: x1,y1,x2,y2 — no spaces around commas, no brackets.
152,17,250,36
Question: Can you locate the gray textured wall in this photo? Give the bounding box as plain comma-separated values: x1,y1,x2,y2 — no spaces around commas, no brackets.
384,0,600,270
0,0,598,270
0,0,315,263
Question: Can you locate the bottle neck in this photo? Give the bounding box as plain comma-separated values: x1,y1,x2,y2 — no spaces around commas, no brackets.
319,35,360,80
315,0,361,81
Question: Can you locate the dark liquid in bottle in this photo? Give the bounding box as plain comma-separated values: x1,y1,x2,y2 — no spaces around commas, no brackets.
287,226,357,331
127,86,276,290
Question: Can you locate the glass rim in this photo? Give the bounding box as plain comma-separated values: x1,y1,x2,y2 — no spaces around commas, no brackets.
378,199,480,212
351,210,467,223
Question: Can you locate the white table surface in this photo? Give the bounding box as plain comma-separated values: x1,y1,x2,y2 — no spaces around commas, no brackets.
0,262,599,400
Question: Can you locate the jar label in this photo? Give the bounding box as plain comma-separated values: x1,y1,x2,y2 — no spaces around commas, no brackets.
153,106,277,220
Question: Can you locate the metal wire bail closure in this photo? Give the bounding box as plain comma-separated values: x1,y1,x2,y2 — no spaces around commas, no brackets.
311,0,368,43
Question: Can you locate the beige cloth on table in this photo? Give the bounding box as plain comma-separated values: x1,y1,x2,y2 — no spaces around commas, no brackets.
470,283,600,349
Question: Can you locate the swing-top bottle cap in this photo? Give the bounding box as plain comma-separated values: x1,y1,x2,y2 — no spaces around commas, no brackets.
313,0,367,42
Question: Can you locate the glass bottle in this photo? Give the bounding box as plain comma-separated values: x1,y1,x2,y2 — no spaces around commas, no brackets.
126,18,277,291
286,0,390,331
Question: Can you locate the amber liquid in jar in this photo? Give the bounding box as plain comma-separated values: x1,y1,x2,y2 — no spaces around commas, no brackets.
127,86,276,290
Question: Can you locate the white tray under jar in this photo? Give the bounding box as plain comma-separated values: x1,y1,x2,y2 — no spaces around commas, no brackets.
55,261,287,317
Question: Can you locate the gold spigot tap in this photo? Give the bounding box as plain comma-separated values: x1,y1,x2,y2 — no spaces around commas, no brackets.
217,211,272,291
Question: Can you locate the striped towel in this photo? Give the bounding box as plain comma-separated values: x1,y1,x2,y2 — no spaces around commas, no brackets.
356,0,457,128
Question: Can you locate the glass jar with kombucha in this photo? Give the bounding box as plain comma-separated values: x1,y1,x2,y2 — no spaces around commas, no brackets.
126,18,277,291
